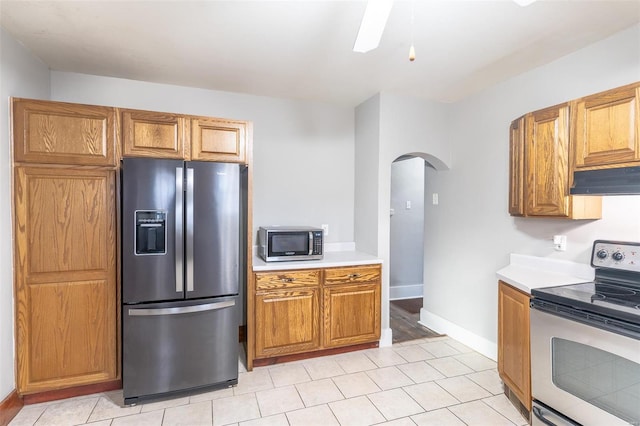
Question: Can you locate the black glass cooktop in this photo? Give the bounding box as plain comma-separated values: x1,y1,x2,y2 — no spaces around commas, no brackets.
532,280,640,325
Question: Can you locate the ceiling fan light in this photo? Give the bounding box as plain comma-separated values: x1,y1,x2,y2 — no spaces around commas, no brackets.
353,0,394,53
513,0,538,6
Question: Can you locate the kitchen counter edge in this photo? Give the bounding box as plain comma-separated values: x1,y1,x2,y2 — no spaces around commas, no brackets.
496,253,594,295
253,251,382,272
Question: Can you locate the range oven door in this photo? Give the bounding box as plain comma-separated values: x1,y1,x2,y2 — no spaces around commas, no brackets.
530,307,640,426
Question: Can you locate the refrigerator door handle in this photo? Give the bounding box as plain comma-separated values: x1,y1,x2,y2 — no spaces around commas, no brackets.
186,167,195,292
175,167,184,293
128,300,235,317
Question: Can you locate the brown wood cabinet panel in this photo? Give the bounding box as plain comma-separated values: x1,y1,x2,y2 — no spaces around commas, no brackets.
122,109,186,159
255,288,320,358
12,98,116,166
497,281,531,411
574,82,640,169
191,117,247,163
14,167,117,394
323,283,380,348
525,105,570,217
324,265,381,286
250,263,382,364
509,117,525,216
255,269,321,290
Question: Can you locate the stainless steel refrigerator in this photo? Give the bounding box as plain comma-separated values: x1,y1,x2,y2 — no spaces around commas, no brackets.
121,158,242,405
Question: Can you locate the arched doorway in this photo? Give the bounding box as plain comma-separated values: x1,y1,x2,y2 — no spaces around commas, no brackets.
388,153,444,343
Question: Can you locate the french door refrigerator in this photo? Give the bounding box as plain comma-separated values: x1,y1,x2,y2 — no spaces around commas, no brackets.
121,158,242,405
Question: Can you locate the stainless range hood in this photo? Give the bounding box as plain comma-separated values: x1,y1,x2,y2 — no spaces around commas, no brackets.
570,166,640,195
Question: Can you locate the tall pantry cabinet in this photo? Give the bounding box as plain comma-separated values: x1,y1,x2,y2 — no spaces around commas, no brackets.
12,99,118,395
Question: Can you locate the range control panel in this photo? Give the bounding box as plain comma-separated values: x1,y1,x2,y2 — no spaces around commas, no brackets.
591,240,640,273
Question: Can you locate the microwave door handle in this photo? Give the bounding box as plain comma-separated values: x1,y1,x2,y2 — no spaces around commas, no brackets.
175,167,184,293
309,231,313,255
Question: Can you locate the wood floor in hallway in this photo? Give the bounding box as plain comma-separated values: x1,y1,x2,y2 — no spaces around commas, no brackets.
390,298,444,344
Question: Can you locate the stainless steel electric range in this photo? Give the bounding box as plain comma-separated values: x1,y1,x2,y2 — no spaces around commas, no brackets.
530,240,640,426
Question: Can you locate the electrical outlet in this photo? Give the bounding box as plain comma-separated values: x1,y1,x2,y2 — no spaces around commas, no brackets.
553,235,567,251
432,193,439,205
321,224,329,236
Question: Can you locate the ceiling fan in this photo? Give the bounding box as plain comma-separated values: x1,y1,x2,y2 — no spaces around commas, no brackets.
353,0,539,54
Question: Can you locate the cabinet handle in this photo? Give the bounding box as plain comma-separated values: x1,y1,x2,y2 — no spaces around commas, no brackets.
280,277,295,283
349,273,361,280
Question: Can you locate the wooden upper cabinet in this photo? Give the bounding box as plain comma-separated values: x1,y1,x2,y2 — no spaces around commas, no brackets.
14,166,117,394
511,105,601,219
509,117,525,216
573,82,640,169
525,104,571,217
191,117,248,163
12,98,116,166
122,109,187,159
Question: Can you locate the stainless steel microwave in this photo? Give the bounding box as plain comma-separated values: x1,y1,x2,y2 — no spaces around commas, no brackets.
258,226,323,262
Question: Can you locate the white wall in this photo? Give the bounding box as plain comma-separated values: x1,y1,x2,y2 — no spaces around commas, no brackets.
421,24,640,359
354,94,381,256
355,92,452,344
49,72,355,244
390,157,424,299
0,28,50,401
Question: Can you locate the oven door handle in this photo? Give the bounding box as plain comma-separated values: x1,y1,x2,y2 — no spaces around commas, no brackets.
533,406,558,426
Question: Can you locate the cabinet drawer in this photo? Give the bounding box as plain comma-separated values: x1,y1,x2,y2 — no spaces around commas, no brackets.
324,265,381,285
255,269,320,290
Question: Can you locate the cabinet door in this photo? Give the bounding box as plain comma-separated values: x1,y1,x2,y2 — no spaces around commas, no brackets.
191,117,247,163
255,288,320,358
323,283,381,348
574,82,640,169
122,109,187,159
509,117,525,216
14,167,117,394
12,98,116,166
497,281,531,410
525,105,570,217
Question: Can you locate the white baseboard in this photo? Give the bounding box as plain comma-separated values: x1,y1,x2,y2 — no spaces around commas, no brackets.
379,327,393,347
419,308,497,361
389,284,423,300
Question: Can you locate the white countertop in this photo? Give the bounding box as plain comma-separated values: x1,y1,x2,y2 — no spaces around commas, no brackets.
496,254,594,294
253,250,382,271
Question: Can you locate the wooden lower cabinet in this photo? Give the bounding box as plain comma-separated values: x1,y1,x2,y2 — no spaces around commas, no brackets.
323,283,380,348
252,264,381,364
14,166,118,394
255,288,320,358
497,281,531,411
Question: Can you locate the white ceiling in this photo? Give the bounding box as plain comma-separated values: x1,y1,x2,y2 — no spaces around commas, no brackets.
1,1,639,106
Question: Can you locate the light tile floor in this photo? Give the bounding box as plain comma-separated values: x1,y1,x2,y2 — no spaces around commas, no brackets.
9,336,529,426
